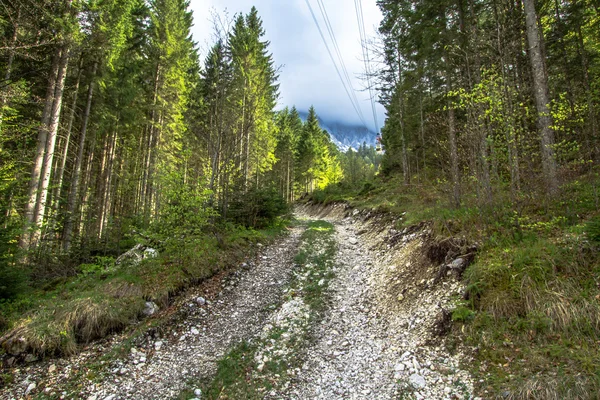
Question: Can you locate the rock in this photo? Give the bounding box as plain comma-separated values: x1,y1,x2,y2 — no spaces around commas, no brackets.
4,336,27,356
24,353,38,363
143,247,158,259
348,237,358,245
194,388,202,396
449,257,467,274
190,327,200,335
409,373,426,389
48,364,57,373
143,301,159,316
115,244,145,266
139,356,146,363
24,382,36,395
195,296,206,306
6,356,16,366
87,395,98,400
104,395,116,400
397,294,404,301
118,367,127,375
394,363,406,371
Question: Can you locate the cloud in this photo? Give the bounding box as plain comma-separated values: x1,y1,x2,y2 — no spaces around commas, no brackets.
189,0,385,132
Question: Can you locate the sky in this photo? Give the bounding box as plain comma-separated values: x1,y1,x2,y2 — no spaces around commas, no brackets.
188,0,386,133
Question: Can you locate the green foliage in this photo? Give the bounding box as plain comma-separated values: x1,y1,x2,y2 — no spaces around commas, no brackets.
584,215,600,243
229,186,289,229
78,256,116,277
451,305,475,322
151,171,217,238
0,225,26,301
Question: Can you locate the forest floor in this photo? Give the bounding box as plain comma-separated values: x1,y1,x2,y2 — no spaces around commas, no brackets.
0,204,477,400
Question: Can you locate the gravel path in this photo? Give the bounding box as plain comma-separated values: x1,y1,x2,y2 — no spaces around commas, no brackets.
2,206,476,399
0,226,304,400
284,221,399,399
87,227,305,400
284,207,475,400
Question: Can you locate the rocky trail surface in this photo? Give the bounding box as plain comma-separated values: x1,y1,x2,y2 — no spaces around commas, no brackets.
284,205,476,400
1,204,477,399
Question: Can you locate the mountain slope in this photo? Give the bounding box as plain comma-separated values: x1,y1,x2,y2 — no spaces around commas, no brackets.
298,111,377,151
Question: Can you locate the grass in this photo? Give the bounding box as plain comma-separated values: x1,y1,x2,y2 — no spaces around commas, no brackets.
306,170,600,399
191,219,337,400
0,220,290,357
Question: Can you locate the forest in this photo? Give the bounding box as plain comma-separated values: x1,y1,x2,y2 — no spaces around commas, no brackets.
375,0,599,203
1,0,599,397
0,0,385,357
366,0,600,396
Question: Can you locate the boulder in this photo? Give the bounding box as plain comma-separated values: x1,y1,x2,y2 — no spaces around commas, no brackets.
143,248,158,259
142,301,159,317
115,244,145,266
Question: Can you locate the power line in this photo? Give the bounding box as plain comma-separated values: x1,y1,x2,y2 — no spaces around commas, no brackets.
304,0,368,129
315,0,367,127
354,0,380,135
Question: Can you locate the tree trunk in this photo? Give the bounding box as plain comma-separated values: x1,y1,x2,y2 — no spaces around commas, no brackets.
99,125,118,239
31,45,70,247
448,103,461,208
21,46,62,249
523,0,558,196
63,61,98,251
576,22,598,161
52,56,83,214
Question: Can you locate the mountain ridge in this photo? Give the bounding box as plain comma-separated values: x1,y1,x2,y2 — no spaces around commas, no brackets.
297,111,377,152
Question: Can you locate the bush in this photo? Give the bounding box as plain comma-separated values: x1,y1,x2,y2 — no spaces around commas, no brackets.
0,264,28,301
584,215,600,243
0,226,27,301
229,186,289,228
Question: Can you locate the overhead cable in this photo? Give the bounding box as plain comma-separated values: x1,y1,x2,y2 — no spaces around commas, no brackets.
354,0,380,134
304,0,368,129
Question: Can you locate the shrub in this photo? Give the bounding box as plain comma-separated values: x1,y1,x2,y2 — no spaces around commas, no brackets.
0,226,27,301
584,215,600,243
229,186,289,228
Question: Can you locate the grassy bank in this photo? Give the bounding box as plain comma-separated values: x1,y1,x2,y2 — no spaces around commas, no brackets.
0,220,289,359
184,220,337,400
308,173,600,399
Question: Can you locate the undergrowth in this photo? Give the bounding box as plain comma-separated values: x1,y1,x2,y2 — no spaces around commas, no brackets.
307,171,600,399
